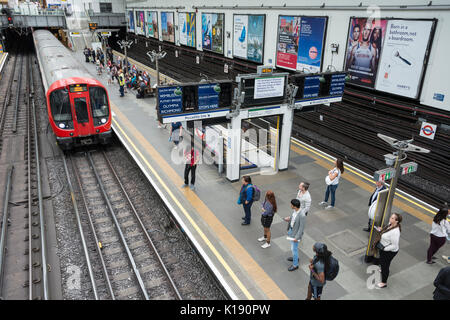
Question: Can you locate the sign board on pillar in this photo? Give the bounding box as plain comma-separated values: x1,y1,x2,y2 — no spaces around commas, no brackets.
419,122,437,140
373,167,396,182
400,162,418,175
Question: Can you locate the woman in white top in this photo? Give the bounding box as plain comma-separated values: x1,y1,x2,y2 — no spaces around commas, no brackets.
375,213,402,288
319,158,344,210
426,208,450,264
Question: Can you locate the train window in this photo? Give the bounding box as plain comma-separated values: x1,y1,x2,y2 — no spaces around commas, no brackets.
49,89,72,121
74,97,89,123
89,86,109,118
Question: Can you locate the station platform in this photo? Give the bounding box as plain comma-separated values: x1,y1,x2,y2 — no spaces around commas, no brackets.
72,50,449,300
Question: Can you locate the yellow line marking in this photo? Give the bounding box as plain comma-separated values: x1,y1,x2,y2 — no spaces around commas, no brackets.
111,105,288,300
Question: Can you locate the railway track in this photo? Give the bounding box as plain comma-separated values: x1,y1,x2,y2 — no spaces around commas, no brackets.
62,149,182,300
0,49,49,299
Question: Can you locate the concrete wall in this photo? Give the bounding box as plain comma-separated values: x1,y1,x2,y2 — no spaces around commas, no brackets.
124,0,450,111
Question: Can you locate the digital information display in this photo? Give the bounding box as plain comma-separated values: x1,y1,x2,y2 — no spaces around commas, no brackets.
158,86,183,115
329,73,346,96
302,75,320,99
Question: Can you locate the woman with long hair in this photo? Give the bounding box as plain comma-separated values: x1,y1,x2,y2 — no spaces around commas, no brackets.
319,158,344,210
307,243,332,300
426,208,450,264
374,213,402,288
258,191,277,248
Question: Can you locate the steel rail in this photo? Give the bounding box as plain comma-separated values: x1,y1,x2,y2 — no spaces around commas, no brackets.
86,152,150,300
27,54,33,300
101,149,182,300
0,51,18,136
68,154,116,300
12,53,24,133
0,165,14,299
62,155,100,300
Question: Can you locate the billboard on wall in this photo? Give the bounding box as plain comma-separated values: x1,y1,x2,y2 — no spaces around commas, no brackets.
233,14,265,64
276,16,327,72
179,12,196,48
161,12,175,43
344,17,388,88
375,20,435,99
128,10,135,32
202,13,224,54
147,11,158,39
135,11,145,35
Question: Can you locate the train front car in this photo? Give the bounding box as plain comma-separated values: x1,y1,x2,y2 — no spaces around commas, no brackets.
33,29,112,150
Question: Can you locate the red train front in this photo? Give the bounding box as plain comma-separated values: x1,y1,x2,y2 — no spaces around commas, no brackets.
47,77,112,149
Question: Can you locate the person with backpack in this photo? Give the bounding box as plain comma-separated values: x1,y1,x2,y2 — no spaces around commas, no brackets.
258,191,277,248
237,176,254,226
284,199,307,271
307,242,337,300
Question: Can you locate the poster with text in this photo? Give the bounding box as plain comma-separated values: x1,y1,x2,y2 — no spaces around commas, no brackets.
296,17,327,73
147,11,158,39
344,17,387,88
233,15,264,63
135,11,145,35
161,12,174,43
179,13,196,48
202,13,224,54
276,16,301,70
128,10,135,32
375,20,434,99
233,15,248,59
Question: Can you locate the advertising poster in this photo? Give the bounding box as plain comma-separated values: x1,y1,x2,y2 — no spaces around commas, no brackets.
128,10,135,32
296,17,327,73
344,17,387,88
247,15,264,63
161,12,174,43
179,13,196,48
135,11,145,35
375,20,434,98
202,13,212,50
147,11,158,39
276,16,301,70
233,15,248,59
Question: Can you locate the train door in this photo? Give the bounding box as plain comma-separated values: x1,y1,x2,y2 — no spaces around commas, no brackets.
69,84,93,137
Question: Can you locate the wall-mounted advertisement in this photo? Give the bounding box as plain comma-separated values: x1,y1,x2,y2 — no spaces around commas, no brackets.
128,10,135,32
147,11,158,39
135,11,145,35
179,12,196,48
344,17,387,88
276,16,327,72
375,20,435,99
233,14,265,64
202,13,224,54
161,12,175,43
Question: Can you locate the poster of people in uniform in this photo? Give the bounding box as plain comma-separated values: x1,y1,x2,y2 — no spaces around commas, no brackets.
147,11,158,39
161,12,175,43
344,17,387,88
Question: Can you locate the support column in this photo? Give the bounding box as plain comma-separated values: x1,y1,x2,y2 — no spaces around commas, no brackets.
226,116,242,182
278,108,293,171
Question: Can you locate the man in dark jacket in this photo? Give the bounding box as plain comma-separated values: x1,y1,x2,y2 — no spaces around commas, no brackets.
364,181,386,232
433,266,450,300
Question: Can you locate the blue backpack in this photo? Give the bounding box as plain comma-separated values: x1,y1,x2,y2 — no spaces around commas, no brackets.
252,185,261,202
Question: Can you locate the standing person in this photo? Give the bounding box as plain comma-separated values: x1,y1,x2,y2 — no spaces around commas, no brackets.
433,266,450,300
364,181,387,232
258,191,277,248
296,182,311,217
237,176,254,226
426,208,450,264
182,144,200,191
169,121,182,149
118,69,125,97
91,48,96,64
319,158,344,210
284,199,307,271
83,47,90,62
374,213,402,288
306,243,331,300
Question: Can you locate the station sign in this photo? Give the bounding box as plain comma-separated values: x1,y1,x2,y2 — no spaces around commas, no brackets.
374,167,396,182
400,162,418,175
70,32,81,37
419,122,437,140
89,23,98,31
157,81,233,123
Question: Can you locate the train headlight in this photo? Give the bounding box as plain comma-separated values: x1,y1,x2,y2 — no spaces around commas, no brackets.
58,123,66,129
101,118,107,124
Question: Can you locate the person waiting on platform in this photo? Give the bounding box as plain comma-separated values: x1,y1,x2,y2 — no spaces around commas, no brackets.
319,158,344,210
83,47,90,62
118,69,125,97
237,176,254,226
258,191,277,248
182,144,200,191
91,49,96,64
136,80,148,99
169,121,182,149
365,181,387,232
426,208,450,264
284,199,307,271
96,59,102,75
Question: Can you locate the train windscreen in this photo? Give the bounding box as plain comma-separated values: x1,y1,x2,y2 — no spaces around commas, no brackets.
74,97,89,123
89,86,109,118
49,89,72,121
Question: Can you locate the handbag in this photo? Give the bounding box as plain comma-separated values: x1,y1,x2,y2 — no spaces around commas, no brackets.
325,176,332,185
375,242,385,251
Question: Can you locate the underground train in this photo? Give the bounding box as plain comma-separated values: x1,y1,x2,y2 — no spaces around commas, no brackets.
33,29,112,150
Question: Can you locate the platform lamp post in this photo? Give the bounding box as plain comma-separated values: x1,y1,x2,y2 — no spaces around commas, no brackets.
377,133,430,219
117,39,133,74
146,50,167,86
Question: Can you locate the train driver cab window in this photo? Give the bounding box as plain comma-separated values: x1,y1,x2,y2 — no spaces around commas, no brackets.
50,89,72,128
89,86,109,125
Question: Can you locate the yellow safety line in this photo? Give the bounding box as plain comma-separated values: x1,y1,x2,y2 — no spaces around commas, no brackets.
112,118,255,300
